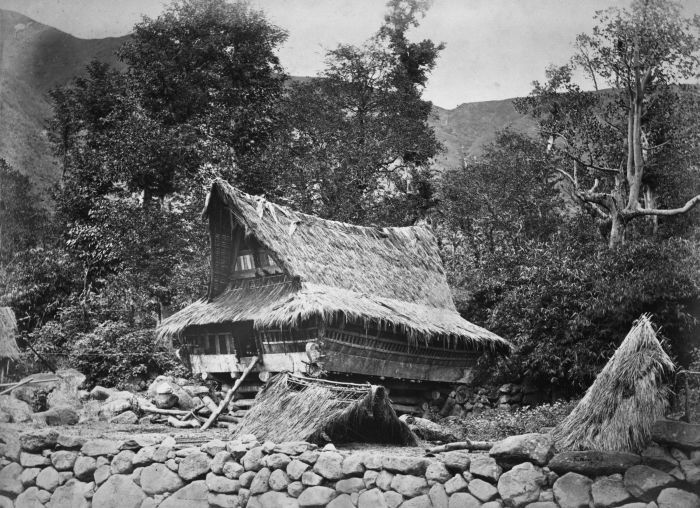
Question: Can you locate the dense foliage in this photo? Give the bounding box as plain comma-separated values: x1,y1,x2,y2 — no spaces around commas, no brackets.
0,159,48,262
438,128,700,390
68,323,179,388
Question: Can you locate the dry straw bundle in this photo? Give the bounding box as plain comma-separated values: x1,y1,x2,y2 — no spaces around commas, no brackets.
233,373,417,445
552,315,674,452
0,307,20,361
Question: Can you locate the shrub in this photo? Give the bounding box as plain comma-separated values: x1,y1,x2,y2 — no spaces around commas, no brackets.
68,321,179,388
457,400,578,441
454,234,700,392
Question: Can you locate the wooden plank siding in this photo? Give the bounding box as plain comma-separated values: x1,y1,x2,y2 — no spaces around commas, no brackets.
183,322,476,382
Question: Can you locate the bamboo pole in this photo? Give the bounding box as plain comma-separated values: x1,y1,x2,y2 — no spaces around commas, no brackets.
201,356,258,431
0,378,59,388
0,377,33,396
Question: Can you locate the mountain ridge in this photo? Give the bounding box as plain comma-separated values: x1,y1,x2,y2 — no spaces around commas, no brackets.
0,8,533,200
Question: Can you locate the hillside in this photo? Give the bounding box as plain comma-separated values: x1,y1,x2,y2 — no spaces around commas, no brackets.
0,9,127,195
0,9,534,200
429,99,536,171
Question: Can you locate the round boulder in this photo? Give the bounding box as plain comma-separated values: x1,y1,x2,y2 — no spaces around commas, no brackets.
92,474,145,508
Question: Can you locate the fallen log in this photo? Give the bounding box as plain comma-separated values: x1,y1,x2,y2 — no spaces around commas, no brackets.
142,406,190,417
201,355,258,431
426,440,494,453
391,403,421,414
399,414,461,443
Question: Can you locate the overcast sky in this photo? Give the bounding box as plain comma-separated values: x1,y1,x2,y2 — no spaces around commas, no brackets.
2,0,699,108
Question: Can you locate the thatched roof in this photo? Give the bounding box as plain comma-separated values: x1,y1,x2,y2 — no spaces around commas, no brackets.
551,315,674,453
233,372,418,445
159,179,509,349
0,307,20,360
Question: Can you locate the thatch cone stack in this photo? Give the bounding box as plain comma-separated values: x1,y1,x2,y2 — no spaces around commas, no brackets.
0,307,20,383
552,315,674,452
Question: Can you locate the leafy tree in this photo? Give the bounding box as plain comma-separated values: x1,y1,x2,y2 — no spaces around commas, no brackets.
50,0,288,213
261,0,443,225
0,247,82,332
437,131,564,265
118,0,288,196
0,160,48,261
436,131,700,390
65,191,208,316
49,61,129,225
516,0,700,248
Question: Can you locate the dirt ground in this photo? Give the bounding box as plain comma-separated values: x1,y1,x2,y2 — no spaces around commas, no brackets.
0,421,488,458
0,421,227,445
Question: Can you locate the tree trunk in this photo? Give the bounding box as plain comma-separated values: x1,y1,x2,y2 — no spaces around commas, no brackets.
609,211,626,249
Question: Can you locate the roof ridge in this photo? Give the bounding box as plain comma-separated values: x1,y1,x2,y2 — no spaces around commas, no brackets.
214,178,431,235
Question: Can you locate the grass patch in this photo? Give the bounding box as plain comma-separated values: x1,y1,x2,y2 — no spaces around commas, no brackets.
444,400,578,441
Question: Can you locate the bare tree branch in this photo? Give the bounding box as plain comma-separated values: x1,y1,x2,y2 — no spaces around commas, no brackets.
628,195,700,217
545,130,620,174
553,167,576,186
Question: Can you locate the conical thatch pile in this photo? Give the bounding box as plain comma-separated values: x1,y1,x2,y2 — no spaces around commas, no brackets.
233,373,417,445
0,307,20,361
552,315,674,452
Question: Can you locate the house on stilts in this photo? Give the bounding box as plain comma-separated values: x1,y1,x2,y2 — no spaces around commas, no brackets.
157,179,509,386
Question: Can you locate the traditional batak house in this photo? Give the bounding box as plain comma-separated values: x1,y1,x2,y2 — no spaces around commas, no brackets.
158,180,509,386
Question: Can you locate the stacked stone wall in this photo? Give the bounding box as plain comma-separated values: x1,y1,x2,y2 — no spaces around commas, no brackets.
0,426,698,507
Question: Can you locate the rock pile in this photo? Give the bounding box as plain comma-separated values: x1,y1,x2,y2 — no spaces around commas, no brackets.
0,372,219,429
0,421,698,507
435,381,563,419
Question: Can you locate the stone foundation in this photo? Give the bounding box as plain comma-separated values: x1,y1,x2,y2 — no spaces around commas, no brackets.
0,427,698,507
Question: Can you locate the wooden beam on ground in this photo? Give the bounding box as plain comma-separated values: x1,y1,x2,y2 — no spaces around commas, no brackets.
426,440,494,454
201,356,258,431
391,403,421,414
142,406,191,417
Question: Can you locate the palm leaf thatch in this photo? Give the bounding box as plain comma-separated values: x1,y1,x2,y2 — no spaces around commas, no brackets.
233,373,418,445
158,179,509,351
0,307,20,360
552,315,674,452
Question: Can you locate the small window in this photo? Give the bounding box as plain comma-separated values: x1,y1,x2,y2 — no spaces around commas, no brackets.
235,253,255,271
259,251,279,268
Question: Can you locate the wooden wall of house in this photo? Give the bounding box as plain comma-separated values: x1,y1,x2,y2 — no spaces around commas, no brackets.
209,203,234,298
